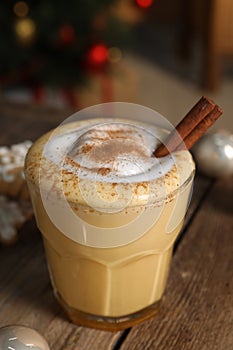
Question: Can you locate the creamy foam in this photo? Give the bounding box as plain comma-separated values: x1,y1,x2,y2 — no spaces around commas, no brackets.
25,118,195,209
44,122,175,183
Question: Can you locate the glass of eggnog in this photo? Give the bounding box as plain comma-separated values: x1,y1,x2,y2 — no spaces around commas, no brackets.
24,103,195,331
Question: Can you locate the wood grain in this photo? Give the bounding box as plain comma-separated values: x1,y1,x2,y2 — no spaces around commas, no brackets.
0,98,72,144
120,178,233,350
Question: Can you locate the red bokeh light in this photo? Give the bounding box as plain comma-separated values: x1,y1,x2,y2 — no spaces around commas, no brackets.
87,44,109,66
136,0,153,8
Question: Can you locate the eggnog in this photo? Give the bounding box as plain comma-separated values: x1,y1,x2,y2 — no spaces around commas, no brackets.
25,117,195,330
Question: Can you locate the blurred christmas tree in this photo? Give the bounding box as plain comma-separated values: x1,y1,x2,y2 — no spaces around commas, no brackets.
0,0,153,89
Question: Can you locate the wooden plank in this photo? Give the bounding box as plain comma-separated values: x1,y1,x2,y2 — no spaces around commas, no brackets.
45,321,121,350
119,178,233,350
0,221,60,327
0,98,72,144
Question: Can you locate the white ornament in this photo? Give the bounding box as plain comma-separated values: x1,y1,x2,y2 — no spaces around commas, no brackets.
0,141,33,244
0,325,50,350
0,195,33,245
0,141,32,183
192,132,233,177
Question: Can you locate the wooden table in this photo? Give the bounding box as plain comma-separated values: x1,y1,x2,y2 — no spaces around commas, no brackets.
0,100,232,349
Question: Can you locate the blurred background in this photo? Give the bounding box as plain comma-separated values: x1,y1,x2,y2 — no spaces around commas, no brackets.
1,0,233,131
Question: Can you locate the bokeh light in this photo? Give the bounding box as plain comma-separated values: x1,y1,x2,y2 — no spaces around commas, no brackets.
108,47,122,63
135,0,153,9
13,1,29,17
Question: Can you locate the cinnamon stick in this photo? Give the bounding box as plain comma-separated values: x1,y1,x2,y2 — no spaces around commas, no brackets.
175,105,222,151
154,96,222,157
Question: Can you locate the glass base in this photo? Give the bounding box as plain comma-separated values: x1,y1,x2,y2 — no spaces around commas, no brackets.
54,291,160,331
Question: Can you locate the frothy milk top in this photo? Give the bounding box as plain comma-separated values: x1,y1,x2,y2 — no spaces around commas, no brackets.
25,118,195,209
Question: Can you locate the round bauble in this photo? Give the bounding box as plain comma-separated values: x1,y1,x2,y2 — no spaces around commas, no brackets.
0,325,50,350
192,132,233,177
